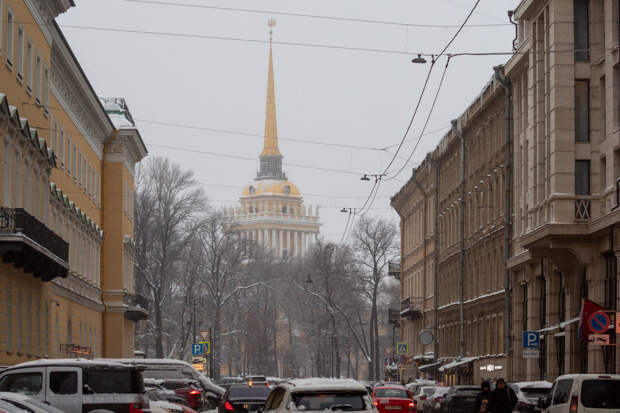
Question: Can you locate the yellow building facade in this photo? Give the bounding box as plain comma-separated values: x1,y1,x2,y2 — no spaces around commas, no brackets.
0,0,147,364
228,28,320,256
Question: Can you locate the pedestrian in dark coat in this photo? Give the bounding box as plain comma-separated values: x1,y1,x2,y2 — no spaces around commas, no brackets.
475,381,492,413
489,378,517,413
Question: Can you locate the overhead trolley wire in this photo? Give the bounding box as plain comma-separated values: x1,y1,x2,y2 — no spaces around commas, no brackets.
124,0,512,29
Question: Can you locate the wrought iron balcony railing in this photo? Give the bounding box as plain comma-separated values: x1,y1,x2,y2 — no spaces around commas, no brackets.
124,293,149,321
400,296,424,320
0,207,69,281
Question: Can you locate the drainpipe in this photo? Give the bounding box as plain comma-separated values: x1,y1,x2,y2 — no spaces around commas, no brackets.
494,65,513,360
432,157,441,368
412,171,428,344
451,119,466,359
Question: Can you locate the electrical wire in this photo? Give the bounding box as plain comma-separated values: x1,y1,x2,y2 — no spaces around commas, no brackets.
146,143,365,176
123,0,512,29
384,55,451,181
338,211,352,245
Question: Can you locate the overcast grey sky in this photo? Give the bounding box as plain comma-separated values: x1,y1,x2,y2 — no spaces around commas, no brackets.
59,0,516,241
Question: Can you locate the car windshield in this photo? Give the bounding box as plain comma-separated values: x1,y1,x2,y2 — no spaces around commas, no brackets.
161,382,193,390
228,387,271,400
580,379,620,408
374,389,409,398
519,387,549,398
292,391,368,411
85,369,142,394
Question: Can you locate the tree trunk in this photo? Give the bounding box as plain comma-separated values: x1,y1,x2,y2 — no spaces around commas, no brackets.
214,301,221,378
154,290,164,358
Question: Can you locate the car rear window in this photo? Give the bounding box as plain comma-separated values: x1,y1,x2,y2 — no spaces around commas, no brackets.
85,369,142,394
292,392,368,411
422,388,435,395
581,379,620,408
520,387,550,398
374,389,410,398
228,387,271,399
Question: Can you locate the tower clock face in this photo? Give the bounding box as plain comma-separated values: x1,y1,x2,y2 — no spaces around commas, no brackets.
283,185,291,195
249,186,256,195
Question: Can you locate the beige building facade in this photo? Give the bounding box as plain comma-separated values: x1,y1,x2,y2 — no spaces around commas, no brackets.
0,0,147,364
392,76,510,385
393,0,620,383
507,0,620,380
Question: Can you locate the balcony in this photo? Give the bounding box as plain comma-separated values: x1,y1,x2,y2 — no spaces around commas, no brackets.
388,261,400,279
124,293,149,321
401,296,424,320
0,208,69,281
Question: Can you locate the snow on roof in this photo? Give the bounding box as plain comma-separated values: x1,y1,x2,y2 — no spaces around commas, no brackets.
8,358,131,369
97,358,192,366
511,381,552,388
286,378,367,392
439,357,478,372
108,112,136,130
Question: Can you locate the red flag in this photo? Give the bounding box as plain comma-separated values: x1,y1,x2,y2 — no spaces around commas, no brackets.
578,298,607,342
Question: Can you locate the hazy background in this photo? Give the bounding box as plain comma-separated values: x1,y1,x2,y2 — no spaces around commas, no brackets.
59,0,516,241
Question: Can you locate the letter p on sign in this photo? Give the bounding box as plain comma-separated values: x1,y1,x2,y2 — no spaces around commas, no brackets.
523,331,540,348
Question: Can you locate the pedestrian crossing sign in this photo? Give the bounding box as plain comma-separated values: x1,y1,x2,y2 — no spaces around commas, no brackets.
396,342,408,355
199,341,211,354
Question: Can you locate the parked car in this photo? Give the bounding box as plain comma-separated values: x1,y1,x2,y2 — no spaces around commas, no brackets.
218,384,272,413
145,380,189,407
0,392,67,413
509,381,552,413
243,376,270,387
145,388,186,413
439,386,479,413
537,374,620,413
0,359,148,413
264,379,374,413
411,386,435,413
101,358,225,408
421,387,449,413
371,386,415,413
157,379,203,410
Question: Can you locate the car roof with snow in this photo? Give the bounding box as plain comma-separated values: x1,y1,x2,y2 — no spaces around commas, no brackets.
4,358,135,371
97,358,193,366
510,381,552,389
282,379,367,392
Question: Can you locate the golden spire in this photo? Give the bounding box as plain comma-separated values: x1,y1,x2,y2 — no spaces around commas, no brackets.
261,18,281,158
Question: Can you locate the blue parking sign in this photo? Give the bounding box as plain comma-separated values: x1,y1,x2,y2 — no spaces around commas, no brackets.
522,331,540,349
192,343,204,355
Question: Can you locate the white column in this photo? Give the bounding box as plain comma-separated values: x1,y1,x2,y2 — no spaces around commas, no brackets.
270,229,274,250
291,231,296,256
258,228,263,247
278,230,282,256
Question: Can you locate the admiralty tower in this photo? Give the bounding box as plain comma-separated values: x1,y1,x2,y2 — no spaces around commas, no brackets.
228,21,320,258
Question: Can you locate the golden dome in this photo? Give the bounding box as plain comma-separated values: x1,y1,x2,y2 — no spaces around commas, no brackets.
242,180,301,197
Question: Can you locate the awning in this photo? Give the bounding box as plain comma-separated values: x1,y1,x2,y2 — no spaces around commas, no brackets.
438,356,477,372
537,317,580,334
418,362,441,371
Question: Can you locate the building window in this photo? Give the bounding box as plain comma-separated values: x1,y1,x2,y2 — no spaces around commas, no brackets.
59,130,64,167
16,24,23,78
14,151,21,208
66,137,71,171
576,160,591,195
5,7,14,66
34,54,41,103
72,145,76,177
43,65,49,112
601,76,607,137
3,143,11,207
25,40,32,92
574,0,589,61
575,80,590,142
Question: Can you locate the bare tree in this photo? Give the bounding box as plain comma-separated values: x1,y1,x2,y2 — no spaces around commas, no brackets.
351,216,398,380
134,157,207,357
197,210,261,378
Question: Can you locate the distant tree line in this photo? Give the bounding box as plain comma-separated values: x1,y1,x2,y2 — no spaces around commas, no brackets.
134,156,399,380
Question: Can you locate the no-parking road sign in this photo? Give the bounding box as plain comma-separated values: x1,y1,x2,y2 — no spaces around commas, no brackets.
588,311,611,333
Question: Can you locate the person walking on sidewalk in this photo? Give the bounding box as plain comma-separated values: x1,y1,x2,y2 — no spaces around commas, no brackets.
475,381,492,413
489,378,517,413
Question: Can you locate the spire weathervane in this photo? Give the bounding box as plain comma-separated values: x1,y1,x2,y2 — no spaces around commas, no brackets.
268,18,276,44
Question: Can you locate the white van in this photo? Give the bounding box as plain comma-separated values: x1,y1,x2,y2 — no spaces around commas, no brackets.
538,374,620,412
0,359,148,413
